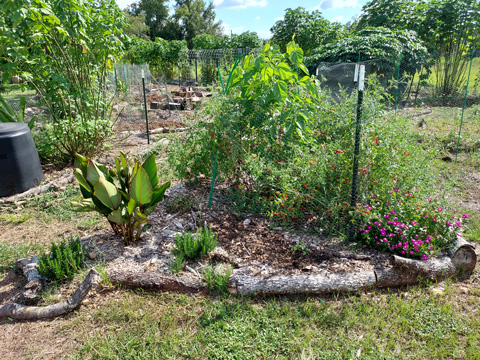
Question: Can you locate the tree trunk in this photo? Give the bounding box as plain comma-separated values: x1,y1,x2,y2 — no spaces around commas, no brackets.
448,236,477,273
108,269,207,294
0,269,100,320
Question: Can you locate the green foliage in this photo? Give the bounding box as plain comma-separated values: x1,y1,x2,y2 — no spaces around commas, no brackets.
173,225,217,260
172,0,223,49
202,265,232,295
38,237,86,283
72,152,170,245
125,37,188,79
306,27,432,79
165,195,195,214
170,43,434,235
127,0,169,40
123,11,150,40
290,241,311,256
170,253,184,273
0,93,35,129
192,31,262,50
270,7,344,56
0,0,126,161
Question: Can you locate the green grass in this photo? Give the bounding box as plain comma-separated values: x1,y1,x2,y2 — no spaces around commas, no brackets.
65,287,480,360
0,83,36,99
0,242,46,275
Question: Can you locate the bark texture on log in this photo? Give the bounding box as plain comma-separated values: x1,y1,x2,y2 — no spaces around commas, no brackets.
448,236,477,273
16,256,42,300
108,269,207,294
0,269,100,320
229,268,376,296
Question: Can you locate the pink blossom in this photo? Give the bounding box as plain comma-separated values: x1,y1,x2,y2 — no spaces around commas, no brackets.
394,188,399,193
462,214,469,219
438,208,443,212
432,218,437,222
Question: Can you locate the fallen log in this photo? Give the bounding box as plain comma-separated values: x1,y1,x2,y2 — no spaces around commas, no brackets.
229,239,477,296
0,269,100,320
228,268,376,296
108,269,207,294
16,256,42,300
448,235,477,273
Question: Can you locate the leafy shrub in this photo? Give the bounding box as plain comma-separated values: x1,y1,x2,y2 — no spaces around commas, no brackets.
38,238,86,283
73,152,170,245
0,94,35,129
203,265,232,295
170,253,184,274
36,116,113,162
356,188,469,260
173,226,217,261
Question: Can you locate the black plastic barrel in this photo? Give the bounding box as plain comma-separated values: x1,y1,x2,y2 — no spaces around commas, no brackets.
0,123,43,197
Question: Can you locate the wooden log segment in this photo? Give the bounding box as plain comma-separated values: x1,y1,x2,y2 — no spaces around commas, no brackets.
108,269,207,294
16,256,42,300
448,236,477,273
229,268,376,296
0,269,100,320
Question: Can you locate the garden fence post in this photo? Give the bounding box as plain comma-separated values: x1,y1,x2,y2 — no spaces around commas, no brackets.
348,64,365,242
455,43,476,162
141,69,150,145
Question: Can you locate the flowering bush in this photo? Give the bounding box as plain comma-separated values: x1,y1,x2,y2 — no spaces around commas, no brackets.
357,188,468,260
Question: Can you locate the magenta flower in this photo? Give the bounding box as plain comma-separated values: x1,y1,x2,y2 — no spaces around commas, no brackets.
424,215,428,218
390,210,396,215
446,222,452,226
432,218,437,222
401,250,406,255
462,214,469,219
394,188,399,193
421,254,428,261
384,214,390,219
412,221,417,225
428,198,432,202
371,194,375,199
409,250,414,255
438,208,443,212
376,241,380,245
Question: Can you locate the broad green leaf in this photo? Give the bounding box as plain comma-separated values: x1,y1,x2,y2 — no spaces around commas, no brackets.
72,199,103,214
273,81,288,102
149,181,170,206
262,43,271,53
74,169,92,196
127,197,136,216
93,177,121,210
130,167,153,205
19,97,25,123
290,48,304,66
86,159,105,185
142,153,159,187
108,209,126,225
91,195,113,215
274,62,293,81
133,209,148,224
74,153,88,175
261,65,274,82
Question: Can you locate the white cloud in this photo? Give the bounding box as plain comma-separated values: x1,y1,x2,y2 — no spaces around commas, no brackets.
255,16,260,20
314,0,359,11
331,15,344,22
222,22,245,35
256,29,272,39
214,0,267,10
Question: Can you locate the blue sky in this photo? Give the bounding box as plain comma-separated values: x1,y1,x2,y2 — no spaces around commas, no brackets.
115,0,369,39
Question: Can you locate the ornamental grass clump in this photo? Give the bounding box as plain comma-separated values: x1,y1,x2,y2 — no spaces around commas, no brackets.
356,188,468,260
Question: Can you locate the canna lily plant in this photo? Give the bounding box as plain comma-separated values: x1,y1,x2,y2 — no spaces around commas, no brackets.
73,152,170,245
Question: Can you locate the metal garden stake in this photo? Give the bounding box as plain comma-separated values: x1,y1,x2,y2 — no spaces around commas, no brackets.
348,64,365,242
141,69,150,144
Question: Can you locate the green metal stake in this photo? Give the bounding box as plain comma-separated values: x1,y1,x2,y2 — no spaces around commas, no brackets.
455,43,476,162
395,54,402,118
207,54,243,209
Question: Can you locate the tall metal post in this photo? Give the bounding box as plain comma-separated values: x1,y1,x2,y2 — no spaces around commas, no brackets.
348,64,365,242
141,69,150,145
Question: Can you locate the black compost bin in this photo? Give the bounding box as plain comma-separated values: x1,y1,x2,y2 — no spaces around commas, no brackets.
0,123,43,197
